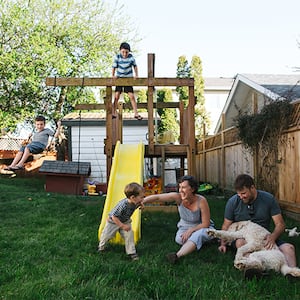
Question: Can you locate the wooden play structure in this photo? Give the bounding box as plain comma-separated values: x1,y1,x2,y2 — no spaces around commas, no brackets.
46,54,196,186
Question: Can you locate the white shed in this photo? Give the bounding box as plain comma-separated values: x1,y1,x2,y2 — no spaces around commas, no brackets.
61,112,150,183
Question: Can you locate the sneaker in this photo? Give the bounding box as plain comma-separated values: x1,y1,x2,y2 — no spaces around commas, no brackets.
97,246,105,253
129,253,139,261
166,252,179,264
244,268,268,280
10,165,24,171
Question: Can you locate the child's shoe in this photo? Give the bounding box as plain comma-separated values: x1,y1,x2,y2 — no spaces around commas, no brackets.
129,253,139,261
98,246,105,253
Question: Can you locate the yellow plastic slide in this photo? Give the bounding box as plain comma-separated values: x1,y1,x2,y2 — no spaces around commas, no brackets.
98,141,144,244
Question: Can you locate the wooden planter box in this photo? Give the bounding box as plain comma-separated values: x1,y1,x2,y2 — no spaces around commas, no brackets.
39,160,91,195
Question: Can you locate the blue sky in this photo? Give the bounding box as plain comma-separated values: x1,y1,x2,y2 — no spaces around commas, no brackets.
117,0,300,78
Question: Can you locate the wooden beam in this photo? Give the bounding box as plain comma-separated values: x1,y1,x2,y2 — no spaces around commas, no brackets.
46,77,194,87
137,102,180,109
105,87,113,181
188,86,196,177
144,144,189,157
74,102,181,111
147,54,155,155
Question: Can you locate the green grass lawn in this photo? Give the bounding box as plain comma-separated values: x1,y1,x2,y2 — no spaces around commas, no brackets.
1,177,300,300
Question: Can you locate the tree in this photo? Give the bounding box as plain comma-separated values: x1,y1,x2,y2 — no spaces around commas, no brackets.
176,55,209,140
156,88,179,141
176,56,190,107
0,0,139,132
236,98,293,194
190,55,210,139
137,89,148,103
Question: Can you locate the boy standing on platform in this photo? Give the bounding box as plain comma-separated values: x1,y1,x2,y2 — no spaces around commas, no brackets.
112,42,142,120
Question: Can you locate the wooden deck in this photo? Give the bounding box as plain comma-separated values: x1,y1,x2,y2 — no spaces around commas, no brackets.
144,144,189,157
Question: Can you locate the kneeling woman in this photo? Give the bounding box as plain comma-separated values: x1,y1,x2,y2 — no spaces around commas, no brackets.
142,175,215,263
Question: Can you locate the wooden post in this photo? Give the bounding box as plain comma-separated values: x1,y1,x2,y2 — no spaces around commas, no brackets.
252,92,259,180
147,54,155,155
252,91,258,114
180,157,185,179
161,146,165,191
117,102,123,143
179,101,184,144
188,89,196,177
105,86,113,181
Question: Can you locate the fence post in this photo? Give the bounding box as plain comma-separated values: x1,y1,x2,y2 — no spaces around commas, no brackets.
221,113,226,189
202,123,207,181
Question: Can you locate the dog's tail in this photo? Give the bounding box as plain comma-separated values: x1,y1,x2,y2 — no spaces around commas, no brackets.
281,264,300,277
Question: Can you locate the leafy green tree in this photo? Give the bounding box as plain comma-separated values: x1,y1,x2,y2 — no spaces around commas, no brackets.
176,55,209,139
156,88,179,141
137,89,148,103
190,55,210,138
0,0,139,132
176,56,190,107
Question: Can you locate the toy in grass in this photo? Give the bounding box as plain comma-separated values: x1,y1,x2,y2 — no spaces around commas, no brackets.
198,183,213,193
285,227,300,237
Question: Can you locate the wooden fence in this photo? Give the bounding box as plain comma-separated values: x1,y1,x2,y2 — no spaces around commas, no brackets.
196,127,253,190
196,101,300,216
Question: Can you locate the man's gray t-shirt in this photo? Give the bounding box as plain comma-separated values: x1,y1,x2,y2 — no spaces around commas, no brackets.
224,190,281,230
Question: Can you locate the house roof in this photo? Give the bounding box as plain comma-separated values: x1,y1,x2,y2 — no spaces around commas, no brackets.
39,160,91,176
214,74,300,133
204,77,234,91
62,112,151,126
240,74,300,100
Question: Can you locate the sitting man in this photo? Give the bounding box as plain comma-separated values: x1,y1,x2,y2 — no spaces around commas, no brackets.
218,174,297,280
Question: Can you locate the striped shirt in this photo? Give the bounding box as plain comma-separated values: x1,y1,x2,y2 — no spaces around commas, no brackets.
112,53,137,78
109,198,137,223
